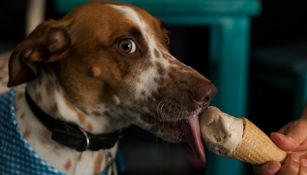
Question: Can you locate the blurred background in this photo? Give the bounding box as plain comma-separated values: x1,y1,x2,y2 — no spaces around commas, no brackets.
1,0,307,175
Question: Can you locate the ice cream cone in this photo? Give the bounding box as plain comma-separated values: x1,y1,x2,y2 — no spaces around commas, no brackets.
229,118,287,165
200,107,287,165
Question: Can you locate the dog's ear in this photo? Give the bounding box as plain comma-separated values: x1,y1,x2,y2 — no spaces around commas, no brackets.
7,20,71,87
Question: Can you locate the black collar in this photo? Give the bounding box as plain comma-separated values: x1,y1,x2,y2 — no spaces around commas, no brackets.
25,90,121,152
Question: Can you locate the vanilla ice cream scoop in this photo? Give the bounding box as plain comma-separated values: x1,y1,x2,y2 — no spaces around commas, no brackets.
200,106,287,165
200,106,244,156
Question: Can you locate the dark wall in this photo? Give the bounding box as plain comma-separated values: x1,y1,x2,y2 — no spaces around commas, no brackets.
0,1,27,42
251,0,307,47
248,0,307,138
2,0,307,48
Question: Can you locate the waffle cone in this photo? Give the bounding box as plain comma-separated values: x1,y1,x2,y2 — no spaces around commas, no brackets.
229,118,287,165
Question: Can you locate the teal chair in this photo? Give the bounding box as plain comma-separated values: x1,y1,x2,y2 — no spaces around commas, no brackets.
55,0,261,174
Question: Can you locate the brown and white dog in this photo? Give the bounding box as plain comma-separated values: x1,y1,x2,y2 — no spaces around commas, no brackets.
5,2,216,175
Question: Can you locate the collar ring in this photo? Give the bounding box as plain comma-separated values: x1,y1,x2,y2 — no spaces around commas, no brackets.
79,127,90,150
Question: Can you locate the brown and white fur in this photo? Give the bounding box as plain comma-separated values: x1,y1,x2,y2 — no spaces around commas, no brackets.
6,2,216,175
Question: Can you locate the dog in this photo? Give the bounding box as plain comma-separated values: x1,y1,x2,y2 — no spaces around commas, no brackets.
0,2,216,175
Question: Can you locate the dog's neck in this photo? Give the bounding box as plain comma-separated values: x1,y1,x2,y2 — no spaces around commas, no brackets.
14,71,125,174
27,71,126,134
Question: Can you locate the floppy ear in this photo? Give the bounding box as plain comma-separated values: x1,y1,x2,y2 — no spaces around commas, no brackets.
7,20,71,87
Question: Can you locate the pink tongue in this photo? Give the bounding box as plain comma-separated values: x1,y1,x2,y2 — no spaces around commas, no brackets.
179,117,206,165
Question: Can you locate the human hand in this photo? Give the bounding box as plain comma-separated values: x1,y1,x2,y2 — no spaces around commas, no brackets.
253,119,307,175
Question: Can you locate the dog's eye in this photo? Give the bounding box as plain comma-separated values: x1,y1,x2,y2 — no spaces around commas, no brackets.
118,39,136,54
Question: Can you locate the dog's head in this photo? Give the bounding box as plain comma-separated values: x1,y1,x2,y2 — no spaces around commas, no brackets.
8,2,216,161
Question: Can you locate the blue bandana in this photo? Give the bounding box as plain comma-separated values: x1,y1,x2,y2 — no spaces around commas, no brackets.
0,89,110,175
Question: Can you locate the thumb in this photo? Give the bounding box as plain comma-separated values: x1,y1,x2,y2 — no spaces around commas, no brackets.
271,120,307,151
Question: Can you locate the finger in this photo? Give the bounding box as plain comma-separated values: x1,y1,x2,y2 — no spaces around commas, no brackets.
299,159,307,175
284,120,307,140
300,153,307,159
277,153,300,175
253,162,281,175
295,139,307,152
271,132,297,150
272,120,307,150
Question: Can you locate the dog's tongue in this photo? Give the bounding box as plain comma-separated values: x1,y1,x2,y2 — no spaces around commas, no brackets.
179,117,206,165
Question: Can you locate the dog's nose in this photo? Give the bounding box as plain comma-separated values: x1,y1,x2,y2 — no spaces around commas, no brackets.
192,82,217,104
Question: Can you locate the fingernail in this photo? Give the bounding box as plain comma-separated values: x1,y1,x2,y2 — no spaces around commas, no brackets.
268,162,280,173
290,153,300,163
301,159,307,168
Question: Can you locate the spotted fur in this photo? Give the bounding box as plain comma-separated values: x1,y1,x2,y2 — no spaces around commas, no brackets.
6,2,216,175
